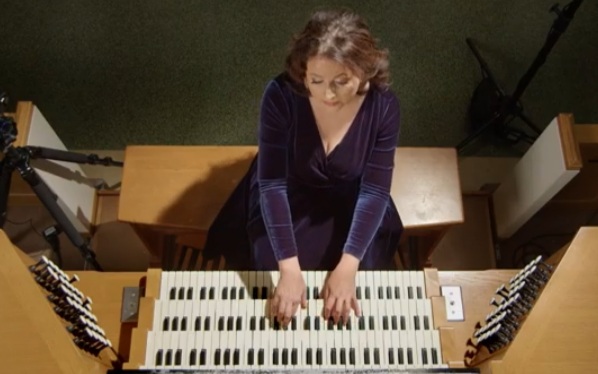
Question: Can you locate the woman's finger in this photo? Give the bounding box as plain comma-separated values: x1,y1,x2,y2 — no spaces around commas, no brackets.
324,293,336,320
351,297,362,317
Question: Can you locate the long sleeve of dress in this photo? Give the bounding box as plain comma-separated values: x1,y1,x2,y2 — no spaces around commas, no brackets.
342,93,401,260
256,80,298,261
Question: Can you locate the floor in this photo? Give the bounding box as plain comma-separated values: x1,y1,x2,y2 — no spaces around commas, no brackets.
4,151,593,272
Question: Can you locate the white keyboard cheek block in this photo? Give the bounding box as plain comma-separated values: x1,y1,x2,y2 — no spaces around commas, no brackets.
143,270,448,371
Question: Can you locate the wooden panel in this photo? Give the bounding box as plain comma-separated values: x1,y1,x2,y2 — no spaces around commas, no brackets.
491,227,598,373
492,115,581,239
118,145,463,231
391,147,464,229
556,113,582,170
0,230,108,374
550,124,598,208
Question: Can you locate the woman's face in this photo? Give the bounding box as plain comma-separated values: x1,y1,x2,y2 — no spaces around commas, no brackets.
304,56,364,108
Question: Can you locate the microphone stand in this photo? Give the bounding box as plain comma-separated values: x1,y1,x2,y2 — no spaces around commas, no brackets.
0,95,123,271
457,0,584,154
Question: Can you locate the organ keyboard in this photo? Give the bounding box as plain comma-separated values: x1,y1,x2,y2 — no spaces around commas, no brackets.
116,269,479,373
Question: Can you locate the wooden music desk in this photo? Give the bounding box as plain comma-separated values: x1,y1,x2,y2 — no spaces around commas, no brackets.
118,146,463,269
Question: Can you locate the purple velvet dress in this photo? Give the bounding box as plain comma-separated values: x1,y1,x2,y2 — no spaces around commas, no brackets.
204,73,403,271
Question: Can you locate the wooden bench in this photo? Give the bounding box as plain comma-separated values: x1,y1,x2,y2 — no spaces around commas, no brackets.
118,145,464,270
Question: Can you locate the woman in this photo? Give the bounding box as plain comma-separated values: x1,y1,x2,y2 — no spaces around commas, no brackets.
204,8,403,327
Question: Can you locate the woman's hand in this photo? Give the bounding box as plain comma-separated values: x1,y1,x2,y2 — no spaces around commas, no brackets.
321,254,361,324
270,257,307,327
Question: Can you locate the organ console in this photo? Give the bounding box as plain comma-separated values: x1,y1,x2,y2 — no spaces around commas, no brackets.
1,227,598,373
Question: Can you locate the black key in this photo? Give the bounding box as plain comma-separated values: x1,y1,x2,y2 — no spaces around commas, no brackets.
328,319,334,330
222,287,228,300
394,286,401,299
400,316,406,330
209,287,215,300
431,348,439,364
398,348,404,364
408,286,413,299
291,348,298,365
200,287,206,300
273,348,279,365
306,286,310,300
337,320,343,330
421,348,428,365
178,287,185,300
155,349,163,366
230,287,237,300
346,318,352,330
349,348,356,365
214,349,221,366
424,316,430,330
258,349,265,365
374,348,380,365
340,348,347,365
162,317,169,331
172,317,179,331
261,286,268,299
236,316,242,331
260,317,266,330
224,349,231,366
369,316,375,329
364,348,370,365
291,316,297,330
175,349,182,366
315,317,320,330
227,316,234,331
282,348,289,365
313,287,319,299
181,317,187,331
250,316,256,331
233,349,240,365
414,316,420,330
387,286,393,299
169,287,176,300
417,286,423,299
391,315,398,330
356,286,362,299
388,348,394,365
199,349,206,366
306,348,313,365
239,287,245,299
359,316,365,330
304,316,310,330
407,348,413,364
378,286,384,299
189,349,197,365
383,316,389,330
330,348,337,365
165,350,172,366
252,286,259,299
187,287,193,300
247,348,254,365
316,348,323,365
365,287,371,299
218,316,225,331
204,317,210,331
273,317,281,330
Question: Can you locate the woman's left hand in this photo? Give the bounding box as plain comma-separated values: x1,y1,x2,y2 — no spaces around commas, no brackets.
321,254,361,324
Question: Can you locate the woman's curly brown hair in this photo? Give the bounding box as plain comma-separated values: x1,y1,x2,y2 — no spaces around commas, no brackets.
285,8,390,96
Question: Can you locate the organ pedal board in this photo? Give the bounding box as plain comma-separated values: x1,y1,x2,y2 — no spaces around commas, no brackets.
113,269,480,373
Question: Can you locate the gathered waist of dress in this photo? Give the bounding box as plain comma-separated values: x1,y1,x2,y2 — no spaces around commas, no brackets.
287,175,360,196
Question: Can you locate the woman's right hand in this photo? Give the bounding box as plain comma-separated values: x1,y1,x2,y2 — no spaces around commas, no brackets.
270,257,307,327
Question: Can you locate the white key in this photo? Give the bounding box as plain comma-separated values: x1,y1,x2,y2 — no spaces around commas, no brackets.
143,330,156,368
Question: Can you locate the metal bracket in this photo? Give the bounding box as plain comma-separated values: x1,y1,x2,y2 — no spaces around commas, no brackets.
121,286,141,323
441,285,465,321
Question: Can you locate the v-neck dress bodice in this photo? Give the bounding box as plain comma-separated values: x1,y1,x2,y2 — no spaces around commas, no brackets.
204,73,403,271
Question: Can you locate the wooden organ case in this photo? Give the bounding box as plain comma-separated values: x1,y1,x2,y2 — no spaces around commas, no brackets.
1,227,598,373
